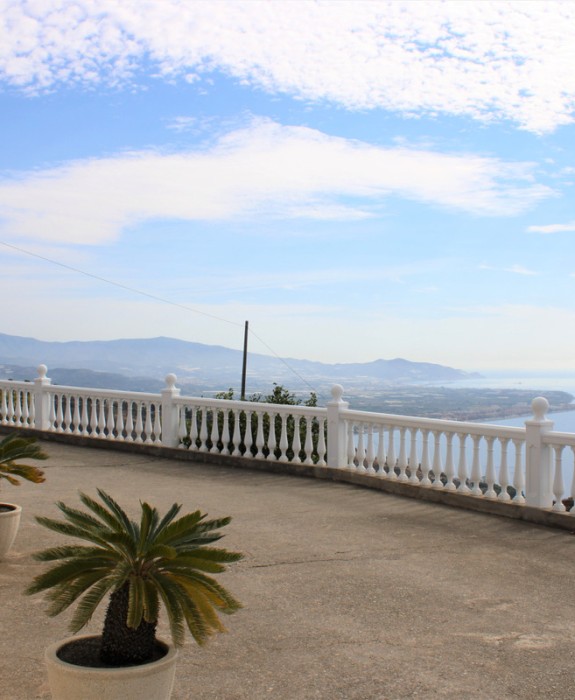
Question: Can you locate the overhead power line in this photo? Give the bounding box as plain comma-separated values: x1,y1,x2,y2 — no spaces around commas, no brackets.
0,240,317,393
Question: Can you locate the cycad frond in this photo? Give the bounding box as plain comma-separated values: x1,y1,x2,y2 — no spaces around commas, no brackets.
69,577,117,633
96,489,138,540
0,433,47,487
34,517,111,546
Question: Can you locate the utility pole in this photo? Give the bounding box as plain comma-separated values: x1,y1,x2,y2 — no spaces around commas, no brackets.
240,320,248,400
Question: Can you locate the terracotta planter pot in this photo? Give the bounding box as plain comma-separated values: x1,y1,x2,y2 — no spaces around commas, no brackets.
0,503,22,559
45,635,178,700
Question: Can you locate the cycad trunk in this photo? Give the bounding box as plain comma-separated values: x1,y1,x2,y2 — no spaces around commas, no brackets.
100,582,157,666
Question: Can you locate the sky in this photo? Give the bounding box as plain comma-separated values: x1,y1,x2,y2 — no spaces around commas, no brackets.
1,0,575,374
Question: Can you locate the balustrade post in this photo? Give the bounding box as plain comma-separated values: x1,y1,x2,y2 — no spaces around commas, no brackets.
326,384,349,469
33,364,51,431
524,397,553,508
161,373,181,448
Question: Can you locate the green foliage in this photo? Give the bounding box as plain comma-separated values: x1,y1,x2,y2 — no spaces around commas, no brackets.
0,432,48,488
26,490,243,665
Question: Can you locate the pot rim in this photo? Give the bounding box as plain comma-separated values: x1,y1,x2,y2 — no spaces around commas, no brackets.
45,634,178,675
0,503,21,513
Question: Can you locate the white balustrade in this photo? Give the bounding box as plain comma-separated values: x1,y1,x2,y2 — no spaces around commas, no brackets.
1,370,573,518
173,397,327,465
340,409,526,503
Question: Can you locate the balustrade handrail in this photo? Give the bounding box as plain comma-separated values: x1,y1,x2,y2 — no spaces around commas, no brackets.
0,366,573,516
174,394,327,416
341,407,525,440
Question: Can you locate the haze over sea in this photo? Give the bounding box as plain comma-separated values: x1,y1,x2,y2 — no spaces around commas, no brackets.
447,373,575,431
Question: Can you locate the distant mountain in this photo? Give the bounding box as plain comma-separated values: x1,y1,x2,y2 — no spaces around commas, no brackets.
0,332,481,394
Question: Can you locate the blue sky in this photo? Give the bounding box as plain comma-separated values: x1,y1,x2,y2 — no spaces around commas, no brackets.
1,1,575,372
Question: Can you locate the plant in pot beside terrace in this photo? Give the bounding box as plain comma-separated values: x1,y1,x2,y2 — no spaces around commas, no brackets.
25,489,243,700
0,432,47,559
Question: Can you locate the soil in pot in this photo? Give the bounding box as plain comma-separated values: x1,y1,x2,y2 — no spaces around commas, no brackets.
57,637,169,668
0,504,16,513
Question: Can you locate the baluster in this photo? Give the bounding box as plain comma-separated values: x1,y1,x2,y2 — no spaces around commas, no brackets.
397,427,408,481
387,427,396,479
22,391,30,426
292,415,302,463
498,438,511,501
153,402,162,444
552,445,566,512
570,447,575,515
409,428,419,483
29,390,36,425
231,409,243,457
61,396,71,434
106,399,115,439
116,400,125,441
15,391,22,426
48,393,57,431
316,418,327,467
254,410,265,460
125,401,135,442
377,425,386,476
420,430,432,486
56,395,64,433
267,412,277,461
512,439,525,503
365,424,375,474
221,408,232,455
189,407,200,451
178,405,189,448
456,433,470,493
0,389,7,425
198,408,209,452
304,416,314,465
356,423,366,472
347,420,356,469
206,407,217,453
431,431,443,489
484,436,497,499
277,413,289,462
143,402,153,444
97,399,107,439
444,433,456,491
134,403,144,443
470,435,483,496
73,396,82,435
7,390,16,424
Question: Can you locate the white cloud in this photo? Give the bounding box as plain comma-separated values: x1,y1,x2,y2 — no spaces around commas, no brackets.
1,1,574,132
479,263,539,276
0,120,552,244
527,221,575,234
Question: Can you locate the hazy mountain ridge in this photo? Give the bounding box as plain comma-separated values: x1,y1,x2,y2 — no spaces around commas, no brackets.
0,332,481,393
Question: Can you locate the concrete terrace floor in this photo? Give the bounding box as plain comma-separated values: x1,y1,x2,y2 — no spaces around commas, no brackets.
2,440,575,700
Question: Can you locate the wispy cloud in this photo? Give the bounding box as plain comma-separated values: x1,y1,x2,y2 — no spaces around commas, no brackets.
527,221,575,234
0,120,553,244
1,1,575,132
479,264,539,276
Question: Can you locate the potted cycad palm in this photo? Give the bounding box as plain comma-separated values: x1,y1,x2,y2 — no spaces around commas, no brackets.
0,432,47,559
26,489,243,700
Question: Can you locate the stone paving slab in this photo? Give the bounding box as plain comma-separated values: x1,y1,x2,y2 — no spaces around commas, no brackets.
2,440,575,699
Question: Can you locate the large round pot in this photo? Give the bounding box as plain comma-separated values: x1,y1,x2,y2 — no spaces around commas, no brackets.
0,503,22,560
45,635,178,700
